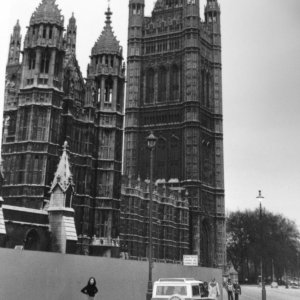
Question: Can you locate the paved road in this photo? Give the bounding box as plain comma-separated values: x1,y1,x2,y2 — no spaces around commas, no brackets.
223,285,300,300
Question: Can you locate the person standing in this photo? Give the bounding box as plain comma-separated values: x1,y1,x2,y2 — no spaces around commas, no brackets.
233,281,241,300
202,281,209,297
208,278,220,299
226,279,234,300
81,277,98,299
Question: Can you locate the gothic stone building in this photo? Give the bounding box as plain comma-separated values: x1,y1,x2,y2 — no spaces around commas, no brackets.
123,0,225,267
1,0,124,256
1,0,225,268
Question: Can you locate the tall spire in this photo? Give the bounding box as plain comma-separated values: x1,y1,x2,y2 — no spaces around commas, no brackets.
65,12,77,55
7,20,22,65
91,7,122,57
50,141,74,193
14,19,21,32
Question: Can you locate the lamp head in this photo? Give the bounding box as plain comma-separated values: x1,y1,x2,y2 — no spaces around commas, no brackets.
147,132,157,149
256,190,264,203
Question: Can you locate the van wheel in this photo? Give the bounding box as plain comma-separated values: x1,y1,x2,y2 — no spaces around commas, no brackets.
169,295,184,300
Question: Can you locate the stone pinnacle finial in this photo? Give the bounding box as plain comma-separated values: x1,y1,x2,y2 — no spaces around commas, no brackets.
14,19,21,31
63,141,68,152
105,5,112,26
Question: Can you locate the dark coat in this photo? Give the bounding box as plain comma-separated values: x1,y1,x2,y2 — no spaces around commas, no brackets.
81,279,98,297
233,283,241,295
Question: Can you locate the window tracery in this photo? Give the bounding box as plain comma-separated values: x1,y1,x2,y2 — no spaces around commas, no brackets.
158,66,167,102
170,64,180,101
146,68,155,103
40,49,51,74
104,77,113,103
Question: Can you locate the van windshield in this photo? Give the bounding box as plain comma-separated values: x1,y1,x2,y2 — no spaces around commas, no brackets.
156,285,187,296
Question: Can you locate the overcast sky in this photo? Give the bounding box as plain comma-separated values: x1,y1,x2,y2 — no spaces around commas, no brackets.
0,0,299,228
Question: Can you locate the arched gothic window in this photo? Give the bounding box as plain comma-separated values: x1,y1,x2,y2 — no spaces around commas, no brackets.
169,135,180,179
156,138,167,179
28,50,36,70
170,64,179,101
40,49,51,74
206,73,210,108
43,27,47,39
104,77,113,103
158,66,167,102
54,54,61,77
146,68,155,104
201,70,205,105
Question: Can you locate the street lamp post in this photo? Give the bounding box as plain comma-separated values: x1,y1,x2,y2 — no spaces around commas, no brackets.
297,253,300,289
257,190,266,300
146,132,157,300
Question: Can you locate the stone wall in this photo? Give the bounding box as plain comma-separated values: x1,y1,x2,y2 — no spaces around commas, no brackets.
0,248,223,300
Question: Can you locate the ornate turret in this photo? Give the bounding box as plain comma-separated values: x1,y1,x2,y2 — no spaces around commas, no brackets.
21,0,65,89
65,13,77,56
48,141,77,254
7,20,22,66
30,0,64,27
88,6,124,110
91,7,122,57
183,0,200,25
84,4,124,258
205,0,221,30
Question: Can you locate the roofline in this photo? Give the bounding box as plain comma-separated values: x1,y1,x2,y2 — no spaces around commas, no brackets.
3,205,48,215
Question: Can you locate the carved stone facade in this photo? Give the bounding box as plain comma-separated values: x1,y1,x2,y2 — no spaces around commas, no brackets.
121,177,189,261
123,0,225,267
1,0,124,257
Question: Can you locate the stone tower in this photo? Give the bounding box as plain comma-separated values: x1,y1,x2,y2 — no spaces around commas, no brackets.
123,0,225,267
2,0,65,210
7,20,22,66
65,13,77,56
85,6,125,256
3,20,22,146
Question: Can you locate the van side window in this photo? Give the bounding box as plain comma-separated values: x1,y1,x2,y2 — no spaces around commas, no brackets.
192,285,200,296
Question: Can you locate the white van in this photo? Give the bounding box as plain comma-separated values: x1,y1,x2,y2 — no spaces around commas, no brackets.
152,278,214,300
